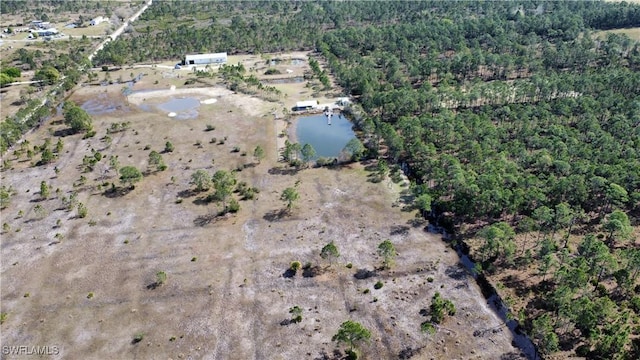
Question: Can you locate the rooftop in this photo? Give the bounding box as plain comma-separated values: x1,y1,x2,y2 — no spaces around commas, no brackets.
185,53,227,61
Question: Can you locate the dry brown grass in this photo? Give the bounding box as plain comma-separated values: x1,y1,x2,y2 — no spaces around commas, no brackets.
595,27,640,41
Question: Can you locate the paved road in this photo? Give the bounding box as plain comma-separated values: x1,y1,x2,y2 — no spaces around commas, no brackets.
89,0,153,61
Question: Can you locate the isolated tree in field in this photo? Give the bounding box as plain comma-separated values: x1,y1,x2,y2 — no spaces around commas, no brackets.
212,170,237,211
320,241,340,266
0,185,13,209
147,150,167,172
54,138,63,154
289,305,303,323
281,186,299,211
332,320,371,353
164,141,174,153
156,271,167,286
119,166,142,189
34,204,47,219
77,202,88,218
63,101,93,134
377,240,397,269
40,181,49,200
253,145,265,164
430,292,456,324
191,169,212,192
108,155,120,175
40,147,54,165
301,143,317,165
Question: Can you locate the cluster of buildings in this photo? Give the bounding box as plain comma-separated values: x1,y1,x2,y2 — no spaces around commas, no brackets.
28,20,58,38
7,16,108,39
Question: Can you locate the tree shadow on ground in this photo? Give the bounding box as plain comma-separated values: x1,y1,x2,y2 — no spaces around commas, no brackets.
313,349,344,360
192,196,213,206
353,268,377,280
268,166,301,176
263,208,288,222
193,213,220,227
53,128,76,137
103,186,133,198
282,269,296,278
303,264,323,278
445,264,469,281
177,188,198,198
390,225,410,236
407,218,427,228
146,281,161,290
501,274,533,298
559,333,582,352
499,351,525,360
399,346,425,359
398,190,415,212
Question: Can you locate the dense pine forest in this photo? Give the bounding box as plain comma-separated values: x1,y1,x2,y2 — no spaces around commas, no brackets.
28,0,640,358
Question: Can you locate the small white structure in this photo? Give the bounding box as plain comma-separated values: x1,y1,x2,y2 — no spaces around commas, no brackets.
337,97,350,106
294,100,317,111
32,28,58,37
183,53,227,66
90,16,107,26
30,21,51,29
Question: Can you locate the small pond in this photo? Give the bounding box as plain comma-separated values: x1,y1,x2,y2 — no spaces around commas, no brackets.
295,113,356,158
156,97,200,120
81,94,125,115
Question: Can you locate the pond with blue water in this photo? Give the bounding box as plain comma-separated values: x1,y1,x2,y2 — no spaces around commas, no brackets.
295,113,356,158
156,97,201,120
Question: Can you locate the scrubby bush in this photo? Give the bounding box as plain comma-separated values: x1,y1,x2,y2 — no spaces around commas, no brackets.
290,261,302,272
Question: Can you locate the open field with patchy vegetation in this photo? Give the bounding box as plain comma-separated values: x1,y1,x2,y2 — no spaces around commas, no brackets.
0,58,523,359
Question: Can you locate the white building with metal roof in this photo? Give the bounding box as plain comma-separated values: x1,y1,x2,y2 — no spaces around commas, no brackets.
183,53,227,66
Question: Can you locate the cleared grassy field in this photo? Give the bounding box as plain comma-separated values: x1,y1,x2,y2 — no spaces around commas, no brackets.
596,27,640,41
